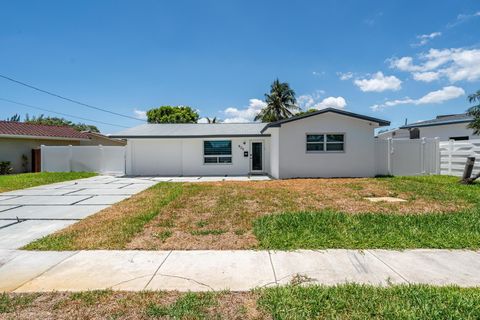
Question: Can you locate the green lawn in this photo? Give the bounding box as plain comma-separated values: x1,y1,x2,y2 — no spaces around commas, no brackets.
258,284,480,320
0,172,97,193
255,176,480,250
254,209,480,249
2,285,480,319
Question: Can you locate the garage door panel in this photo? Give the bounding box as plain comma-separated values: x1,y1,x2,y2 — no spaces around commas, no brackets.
132,140,182,175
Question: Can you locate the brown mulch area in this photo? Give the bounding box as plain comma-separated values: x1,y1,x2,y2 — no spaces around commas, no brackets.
125,178,468,250
0,291,267,320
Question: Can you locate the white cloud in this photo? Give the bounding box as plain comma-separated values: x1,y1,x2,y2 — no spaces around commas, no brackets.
447,11,480,28
298,92,346,110
354,72,402,92
222,98,267,123
312,71,325,77
337,72,353,80
133,109,147,120
371,86,465,111
315,96,347,109
197,117,209,123
389,48,480,82
412,32,441,47
412,71,440,82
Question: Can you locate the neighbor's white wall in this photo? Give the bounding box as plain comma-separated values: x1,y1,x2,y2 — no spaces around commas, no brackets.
126,137,270,176
0,137,80,173
376,128,409,139
416,123,478,141
275,112,378,178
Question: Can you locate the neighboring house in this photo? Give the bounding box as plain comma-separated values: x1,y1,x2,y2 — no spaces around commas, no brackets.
377,114,477,141
110,108,390,178
0,121,125,173
376,128,410,139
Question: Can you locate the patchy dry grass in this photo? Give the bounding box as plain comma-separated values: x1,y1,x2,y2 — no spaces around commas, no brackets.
127,176,473,250
0,290,263,320
26,175,479,250
2,285,480,319
25,183,184,250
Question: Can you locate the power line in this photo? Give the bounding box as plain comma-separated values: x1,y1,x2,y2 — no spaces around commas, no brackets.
0,97,130,129
0,74,145,122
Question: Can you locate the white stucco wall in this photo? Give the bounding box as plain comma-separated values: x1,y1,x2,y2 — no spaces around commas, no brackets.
126,137,270,176
268,112,379,178
415,123,478,141
0,137,81,173
269,128,280,179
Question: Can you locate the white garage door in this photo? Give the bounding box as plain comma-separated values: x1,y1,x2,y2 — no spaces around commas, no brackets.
130,139,182,175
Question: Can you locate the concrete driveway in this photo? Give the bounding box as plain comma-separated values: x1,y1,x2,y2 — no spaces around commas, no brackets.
0,175,157,249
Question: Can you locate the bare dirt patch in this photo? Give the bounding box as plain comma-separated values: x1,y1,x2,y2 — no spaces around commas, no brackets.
126,178,468,250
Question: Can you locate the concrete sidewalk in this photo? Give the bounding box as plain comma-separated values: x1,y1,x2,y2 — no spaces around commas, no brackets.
1,249,479,292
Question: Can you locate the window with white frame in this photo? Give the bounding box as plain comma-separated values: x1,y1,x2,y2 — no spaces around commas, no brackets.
306,134,344,152
203,140,232,164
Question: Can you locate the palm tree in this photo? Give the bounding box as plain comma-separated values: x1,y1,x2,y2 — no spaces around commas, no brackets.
467,90,480,134
206,117,217,123
255,79,299,122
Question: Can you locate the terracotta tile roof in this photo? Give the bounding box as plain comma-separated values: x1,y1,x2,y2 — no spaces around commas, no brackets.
0,121,90,140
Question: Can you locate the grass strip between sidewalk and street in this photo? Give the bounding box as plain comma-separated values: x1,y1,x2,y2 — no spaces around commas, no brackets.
1,284,480,319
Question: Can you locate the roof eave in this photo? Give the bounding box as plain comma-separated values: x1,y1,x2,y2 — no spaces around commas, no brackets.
0,134,90,141
400,119,472,129
260,108,390,132
109,134,271,139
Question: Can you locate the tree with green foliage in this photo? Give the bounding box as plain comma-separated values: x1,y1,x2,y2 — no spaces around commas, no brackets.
5,114,20,122
467,90,480,135
23,114,100,132
255,79,298,122
146,106,199,124
295,108,318,116
206,117,218,123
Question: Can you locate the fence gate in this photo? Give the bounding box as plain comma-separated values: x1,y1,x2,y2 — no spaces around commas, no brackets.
41,145,126,175
375,138,440,176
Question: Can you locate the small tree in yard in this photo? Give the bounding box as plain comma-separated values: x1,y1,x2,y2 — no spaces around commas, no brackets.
461,90,480,184
146,106,199,124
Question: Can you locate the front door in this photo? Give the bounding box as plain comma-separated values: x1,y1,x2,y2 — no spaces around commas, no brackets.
251,142,263,173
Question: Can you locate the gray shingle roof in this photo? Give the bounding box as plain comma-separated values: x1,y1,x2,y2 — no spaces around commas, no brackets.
261,108,390,133
400,113,473,129
109,123,268,138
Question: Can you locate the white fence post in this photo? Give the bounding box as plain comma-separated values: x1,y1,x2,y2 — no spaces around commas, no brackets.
40,145,45,172
387,138,392,175
99,145,104,174
420,137,426,174
448,139,454,175
434,137,440,174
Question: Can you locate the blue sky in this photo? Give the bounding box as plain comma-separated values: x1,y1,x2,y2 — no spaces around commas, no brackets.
1,0,479,133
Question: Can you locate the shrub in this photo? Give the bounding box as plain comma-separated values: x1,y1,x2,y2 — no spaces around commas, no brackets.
0,162,13,175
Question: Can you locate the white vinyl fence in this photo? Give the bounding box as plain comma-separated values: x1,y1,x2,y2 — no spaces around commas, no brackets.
41,145,126,175
440,139,480,177
375,138,440,176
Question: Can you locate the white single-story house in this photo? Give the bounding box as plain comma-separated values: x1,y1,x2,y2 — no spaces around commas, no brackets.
110,108,390,178
377,113,477,141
